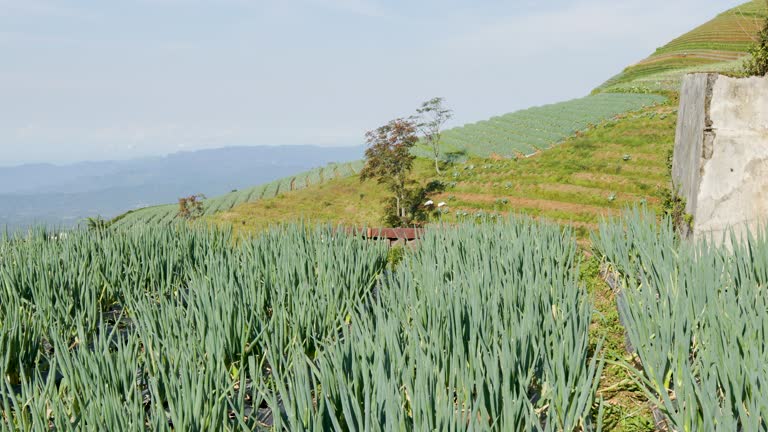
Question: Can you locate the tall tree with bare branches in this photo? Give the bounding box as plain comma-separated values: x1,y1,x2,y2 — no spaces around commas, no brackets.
413,97,453,174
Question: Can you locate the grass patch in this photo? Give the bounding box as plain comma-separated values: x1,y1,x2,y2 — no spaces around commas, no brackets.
581,254,655,432
215,101,677,240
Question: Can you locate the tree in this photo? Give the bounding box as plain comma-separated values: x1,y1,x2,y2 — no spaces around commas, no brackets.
380,180,446,227
178,194,206,220
85,216,108,231
413,97,453,174
359,118,419,225
744,14,768,77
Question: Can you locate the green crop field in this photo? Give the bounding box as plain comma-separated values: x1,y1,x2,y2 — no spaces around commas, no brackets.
115,94,664,228
595,209,768,431
219,100,679,240
112,160,364,229
597,0,768,93
5,212,768,430
1,219,603,430
412,94,665,159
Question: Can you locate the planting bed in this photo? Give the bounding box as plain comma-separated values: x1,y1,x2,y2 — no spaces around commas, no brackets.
595,208,768,431
1,219,602,430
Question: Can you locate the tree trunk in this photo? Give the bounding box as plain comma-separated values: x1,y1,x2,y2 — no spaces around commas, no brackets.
434,156,441,175
395,195,401,223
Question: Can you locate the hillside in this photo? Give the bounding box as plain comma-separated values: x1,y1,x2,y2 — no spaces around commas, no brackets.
9,3,768,431
114,0,764,235
112,160,364,229
411,93,664,159
597,0,768,92
118,95,664,229
218,100,677,239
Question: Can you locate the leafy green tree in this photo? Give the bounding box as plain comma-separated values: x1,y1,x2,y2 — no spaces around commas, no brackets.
381,180,445,227
360,118,419,226
744,15,768,76
85,216,108,231
413,97,453,174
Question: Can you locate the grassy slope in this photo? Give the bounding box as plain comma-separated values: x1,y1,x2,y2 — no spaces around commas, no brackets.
216,99,677,241
411,93,665,159
111,160,364,229
214,174,388,236
597,0,767,92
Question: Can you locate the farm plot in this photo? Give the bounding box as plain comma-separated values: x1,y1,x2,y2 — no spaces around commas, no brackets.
594,208,768,431
1,218,602,430
112,160,365,229
412,93,665,159
597,0,768,93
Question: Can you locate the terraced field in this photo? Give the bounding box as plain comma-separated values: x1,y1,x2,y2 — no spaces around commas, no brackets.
116,95,663,228
218,101,678,239
412,93,665,159
598,0,767,92
112,160,364,228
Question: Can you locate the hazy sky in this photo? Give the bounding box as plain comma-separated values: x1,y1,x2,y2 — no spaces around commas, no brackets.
0,0,747,165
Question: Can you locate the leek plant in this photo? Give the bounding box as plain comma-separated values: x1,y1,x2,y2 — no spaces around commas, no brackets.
1,219,601,430
595,208,768,431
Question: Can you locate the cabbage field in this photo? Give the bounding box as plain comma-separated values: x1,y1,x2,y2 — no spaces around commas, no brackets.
411,93,666,159
112,160,365,229
0,219,603,431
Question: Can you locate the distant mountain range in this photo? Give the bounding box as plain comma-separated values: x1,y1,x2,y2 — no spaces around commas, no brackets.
0,145,363,231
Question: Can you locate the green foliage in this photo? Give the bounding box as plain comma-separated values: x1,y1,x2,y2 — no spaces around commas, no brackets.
177,194,206,220
112,160,365,228
597,0,768,92
413,97,453,174
594,208,768,431
744,17,768,76
0,218,603,430
0,223,388,430
659,148,693,235
84,216,109,231
411,94,666,159
360,118,420,226
386,245,405,269
380,180,445,227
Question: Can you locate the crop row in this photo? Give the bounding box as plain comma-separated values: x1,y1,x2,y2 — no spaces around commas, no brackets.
597,0,767,92
595,208,768,431
413,93,666,159
113,160,364,228
1,219,601,430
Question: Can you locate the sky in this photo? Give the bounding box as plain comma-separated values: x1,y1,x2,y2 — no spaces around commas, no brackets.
0,0,748,166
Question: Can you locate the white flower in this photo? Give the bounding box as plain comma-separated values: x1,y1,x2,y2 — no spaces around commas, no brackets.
424,200,434,206
437,202,446,208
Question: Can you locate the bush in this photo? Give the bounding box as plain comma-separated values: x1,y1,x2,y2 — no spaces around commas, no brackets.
744,18,768,77
178,194,206,220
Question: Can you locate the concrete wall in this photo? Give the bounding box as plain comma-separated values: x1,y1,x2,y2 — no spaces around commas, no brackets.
672,73,768,244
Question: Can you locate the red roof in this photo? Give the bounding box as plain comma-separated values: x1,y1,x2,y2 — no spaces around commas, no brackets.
341,227,425,241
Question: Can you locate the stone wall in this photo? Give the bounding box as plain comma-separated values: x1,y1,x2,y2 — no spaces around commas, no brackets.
672,73,768,244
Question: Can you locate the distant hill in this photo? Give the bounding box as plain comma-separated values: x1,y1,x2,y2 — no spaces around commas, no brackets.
0,145,363,231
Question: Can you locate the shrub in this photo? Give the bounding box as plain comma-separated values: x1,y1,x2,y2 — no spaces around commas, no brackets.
177,194,206,220
744,18,768,77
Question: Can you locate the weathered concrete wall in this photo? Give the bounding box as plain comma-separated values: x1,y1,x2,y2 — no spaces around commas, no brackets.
672,73,768,244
